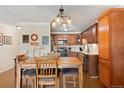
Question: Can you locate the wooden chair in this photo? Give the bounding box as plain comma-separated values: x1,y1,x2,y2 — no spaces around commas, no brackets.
47,54,60,87
15,54,36,88
36,58,58,88
16,54,27,62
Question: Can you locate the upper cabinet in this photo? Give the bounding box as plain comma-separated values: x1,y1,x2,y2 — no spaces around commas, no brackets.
81,23,98,44
91,24,98,43
51,34,78,45
76,34,82,45
98,16,110,60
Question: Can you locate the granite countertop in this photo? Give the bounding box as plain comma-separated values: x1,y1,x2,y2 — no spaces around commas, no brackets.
81,51,98,55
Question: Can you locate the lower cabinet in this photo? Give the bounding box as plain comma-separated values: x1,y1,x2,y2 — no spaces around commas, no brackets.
68,52,77,57
88,55,98,77
83,54,98,77
99,61,112,87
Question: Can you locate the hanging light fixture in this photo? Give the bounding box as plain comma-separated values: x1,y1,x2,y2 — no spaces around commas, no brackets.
16,25,21,30
51,5,72,29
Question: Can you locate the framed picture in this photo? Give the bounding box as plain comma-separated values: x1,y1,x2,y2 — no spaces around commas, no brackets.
4,35,12,45
42,36,49,45
0,33,3,46
22,35,29,43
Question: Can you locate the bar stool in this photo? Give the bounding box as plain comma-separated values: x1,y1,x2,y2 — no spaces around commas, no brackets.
62,68,79,88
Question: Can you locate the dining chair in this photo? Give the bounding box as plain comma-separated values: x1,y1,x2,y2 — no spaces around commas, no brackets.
15,54,36,88
47,54,61,87
36,58,58,88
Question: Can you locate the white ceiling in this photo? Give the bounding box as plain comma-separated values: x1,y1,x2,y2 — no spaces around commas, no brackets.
0,5,122,33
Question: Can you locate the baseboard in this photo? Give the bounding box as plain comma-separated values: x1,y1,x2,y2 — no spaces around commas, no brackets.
0,65,14,74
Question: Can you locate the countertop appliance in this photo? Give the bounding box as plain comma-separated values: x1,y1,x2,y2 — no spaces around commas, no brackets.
57,40,67,45
57,47,68,57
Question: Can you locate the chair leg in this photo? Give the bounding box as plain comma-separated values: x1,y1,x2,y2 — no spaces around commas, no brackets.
57,77,59,88
41,83,43,88
33,77,36,88
73,76,76,88
36,79,38,88
26,78,28,88
33,78,34,88
63,75,66,88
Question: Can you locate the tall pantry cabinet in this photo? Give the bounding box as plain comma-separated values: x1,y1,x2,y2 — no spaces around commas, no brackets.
98,8,124,87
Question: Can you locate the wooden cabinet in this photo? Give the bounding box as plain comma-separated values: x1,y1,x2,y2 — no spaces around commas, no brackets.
68,52,77,57
88,55,98,77
99,64,111,87
83,54,98,77
51,34,78,45
81,23,98,44
98,13,111,88
98,16,110,60
98,8,124,87
98,59,112,87
76,34,81,45
91,24,98,43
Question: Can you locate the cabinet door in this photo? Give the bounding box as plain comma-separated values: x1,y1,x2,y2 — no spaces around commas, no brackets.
88,55,98,76
83,31,87,40
76,34,81,45
68,52,77,57
98,16,110,60
99,64,111,87
91,24,97,43
87,28,92,43
111,12,124,87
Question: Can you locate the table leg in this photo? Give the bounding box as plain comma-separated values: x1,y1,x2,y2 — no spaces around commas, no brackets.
79,64,83,88
16,64,21,88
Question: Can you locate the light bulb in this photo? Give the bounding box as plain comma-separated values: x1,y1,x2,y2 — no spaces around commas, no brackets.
62,23,66,27
16,26,21,30
56,17,60,23
52,22,56,28
67,19,71,24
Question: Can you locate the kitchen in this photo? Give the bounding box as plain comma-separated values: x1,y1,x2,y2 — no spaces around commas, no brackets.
51,8,124,87
0,5,124,89
51,23,99,82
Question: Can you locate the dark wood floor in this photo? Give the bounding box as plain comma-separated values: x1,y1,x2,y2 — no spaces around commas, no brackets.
0,68,105,88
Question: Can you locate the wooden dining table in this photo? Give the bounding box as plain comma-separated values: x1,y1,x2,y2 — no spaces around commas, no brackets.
16,57,83,88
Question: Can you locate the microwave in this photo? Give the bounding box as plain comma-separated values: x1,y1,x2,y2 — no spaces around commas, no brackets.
57,40,67,45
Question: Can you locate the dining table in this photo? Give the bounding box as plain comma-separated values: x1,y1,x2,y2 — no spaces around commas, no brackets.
16,57,83,88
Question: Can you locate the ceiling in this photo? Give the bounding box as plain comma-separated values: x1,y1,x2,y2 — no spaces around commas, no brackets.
0,5,122,33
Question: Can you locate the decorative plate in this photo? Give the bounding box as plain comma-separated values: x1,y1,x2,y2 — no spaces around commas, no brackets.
31,34,38,41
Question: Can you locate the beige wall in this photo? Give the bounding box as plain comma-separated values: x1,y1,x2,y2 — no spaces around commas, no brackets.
0,22,51,73
0,23,19,73
18,23,51,57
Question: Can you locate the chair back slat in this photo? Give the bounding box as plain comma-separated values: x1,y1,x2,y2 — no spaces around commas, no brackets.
37,61,57,76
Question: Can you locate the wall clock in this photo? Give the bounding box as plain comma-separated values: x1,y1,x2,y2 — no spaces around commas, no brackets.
31,34,38,41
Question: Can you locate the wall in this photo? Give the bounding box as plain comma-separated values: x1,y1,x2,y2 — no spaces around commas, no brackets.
18,23,51,57
0,23,19,73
